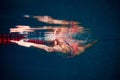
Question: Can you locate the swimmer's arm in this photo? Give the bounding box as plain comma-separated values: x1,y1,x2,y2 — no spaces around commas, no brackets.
32,15,79,25
11,40,57,52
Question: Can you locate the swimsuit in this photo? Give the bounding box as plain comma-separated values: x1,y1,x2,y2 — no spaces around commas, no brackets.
64,40,79,57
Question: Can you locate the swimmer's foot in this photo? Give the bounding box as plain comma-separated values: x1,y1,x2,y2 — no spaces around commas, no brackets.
84,40,97,49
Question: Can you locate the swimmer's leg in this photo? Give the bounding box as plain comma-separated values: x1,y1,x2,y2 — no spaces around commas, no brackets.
84,40,97,49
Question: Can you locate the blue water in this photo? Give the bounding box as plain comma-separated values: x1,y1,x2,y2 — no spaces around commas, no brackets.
0,0,120,80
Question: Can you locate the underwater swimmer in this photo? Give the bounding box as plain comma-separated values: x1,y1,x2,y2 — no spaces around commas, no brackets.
10,39,97,57
10,15,97,57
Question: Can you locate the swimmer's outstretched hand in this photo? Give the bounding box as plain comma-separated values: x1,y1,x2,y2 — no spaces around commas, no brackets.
10,40,34,47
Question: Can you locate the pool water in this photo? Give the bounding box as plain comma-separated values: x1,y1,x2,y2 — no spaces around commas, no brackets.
0,0,120,80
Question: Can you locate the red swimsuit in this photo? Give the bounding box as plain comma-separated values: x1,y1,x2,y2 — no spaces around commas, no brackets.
71,44,79,55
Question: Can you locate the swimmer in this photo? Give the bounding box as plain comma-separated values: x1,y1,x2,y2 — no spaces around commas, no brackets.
10,38,97,57
10,15,97,57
